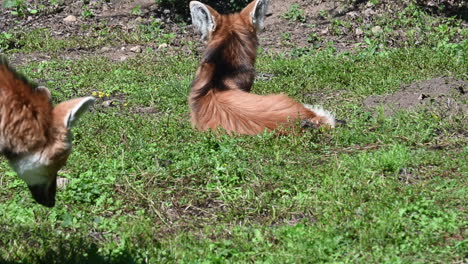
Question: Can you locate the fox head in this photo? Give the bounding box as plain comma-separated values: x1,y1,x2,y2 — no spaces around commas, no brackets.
190,0,269,42
7,95,95,207
189,0,269,95
0,59,94,207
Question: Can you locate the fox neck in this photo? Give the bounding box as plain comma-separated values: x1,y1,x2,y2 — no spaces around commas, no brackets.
0,107,53,156
0,62,55,156
0,98,54,158
190,16,259,102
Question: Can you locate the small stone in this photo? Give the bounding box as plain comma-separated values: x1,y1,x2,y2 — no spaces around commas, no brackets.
57,177,70,189
63,15,77,23
130,45,142,53
158,43,168,49
320,27,329,35
347,11,358,18
163,9,170,14
363,8,375,17
355,28,363,35
418,94,429,100
121,46,126,51
101,47,111,52
135,106,157,114
334,6,347,16
126,22,137,30
371,26,382,34
102,100,116,107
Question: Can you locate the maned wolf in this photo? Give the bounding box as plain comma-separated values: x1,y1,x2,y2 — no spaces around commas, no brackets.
0,58,94,207
189,0,336,135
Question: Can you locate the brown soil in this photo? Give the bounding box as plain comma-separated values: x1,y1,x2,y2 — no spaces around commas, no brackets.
2,0,466,56
262,0,354,53
263,0,467,53
1,1,467,117
363,77,467,116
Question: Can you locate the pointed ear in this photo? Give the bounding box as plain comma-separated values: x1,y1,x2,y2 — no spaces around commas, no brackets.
190,1,219,41
241,0,269,31
37,86,52,101
53,96,95,129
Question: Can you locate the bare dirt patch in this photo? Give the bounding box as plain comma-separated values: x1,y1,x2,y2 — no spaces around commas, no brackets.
6,45,145,66
262,0,353,53
363,77,467,116
2,0,466,60
263,0,467,54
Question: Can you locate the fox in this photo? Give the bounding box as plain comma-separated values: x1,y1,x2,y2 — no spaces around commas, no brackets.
189,0,336,135
0,58,95,207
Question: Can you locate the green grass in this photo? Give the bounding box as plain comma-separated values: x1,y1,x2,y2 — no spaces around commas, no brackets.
0,3,467,263
1,45,466,263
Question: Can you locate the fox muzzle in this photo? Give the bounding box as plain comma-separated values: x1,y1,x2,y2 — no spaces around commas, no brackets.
27,180,57,207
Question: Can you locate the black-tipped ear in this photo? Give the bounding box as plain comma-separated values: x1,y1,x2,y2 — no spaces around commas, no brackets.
37,86,52,101
190,1,217,41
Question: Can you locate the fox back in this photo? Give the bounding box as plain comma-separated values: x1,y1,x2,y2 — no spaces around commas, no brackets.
189,0,335,135
0,58,94,207
190,0,261,96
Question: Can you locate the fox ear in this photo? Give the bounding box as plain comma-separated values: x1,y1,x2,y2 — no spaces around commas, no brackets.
53,96,95,129
37,86,51,101
242,0,269,31
190,1,218,40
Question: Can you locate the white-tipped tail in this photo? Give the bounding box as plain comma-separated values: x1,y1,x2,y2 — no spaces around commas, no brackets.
304,104,336,128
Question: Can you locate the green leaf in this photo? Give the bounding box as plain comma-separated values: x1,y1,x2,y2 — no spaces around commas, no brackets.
2,0,18,9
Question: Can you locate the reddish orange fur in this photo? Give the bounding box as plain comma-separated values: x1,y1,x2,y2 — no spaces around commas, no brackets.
189,1,332,135
0,62,54,153
0,58,92,207
0,61,75,160
193,89,319,135
0,59,74,163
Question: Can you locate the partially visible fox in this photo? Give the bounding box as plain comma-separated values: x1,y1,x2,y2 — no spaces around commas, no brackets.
189,0,336,135
0,58,94,207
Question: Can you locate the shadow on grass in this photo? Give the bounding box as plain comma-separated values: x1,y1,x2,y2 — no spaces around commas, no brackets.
0,238,140,264
416,0,468,21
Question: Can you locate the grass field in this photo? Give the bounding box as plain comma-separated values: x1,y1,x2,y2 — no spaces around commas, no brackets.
0,1,467,263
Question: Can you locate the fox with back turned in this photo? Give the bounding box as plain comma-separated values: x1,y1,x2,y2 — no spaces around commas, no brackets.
189,0,336,135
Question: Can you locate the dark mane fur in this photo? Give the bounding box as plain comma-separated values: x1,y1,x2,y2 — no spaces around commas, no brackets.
0,56,54,154
191,16,258,100
0,57,39,92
